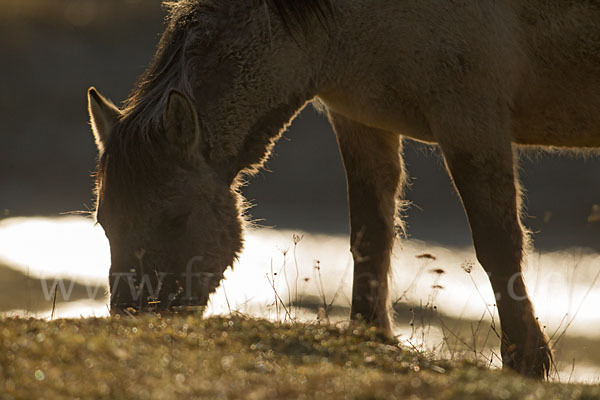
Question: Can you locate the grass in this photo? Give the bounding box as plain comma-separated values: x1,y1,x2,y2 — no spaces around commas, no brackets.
2,234,600,397
2,314,600,400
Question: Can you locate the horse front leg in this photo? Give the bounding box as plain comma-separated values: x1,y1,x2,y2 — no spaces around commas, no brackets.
328,111,404,340
433,105,552,378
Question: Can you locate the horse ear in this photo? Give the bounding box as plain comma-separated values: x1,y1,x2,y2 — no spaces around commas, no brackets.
163,90,202,159
88,87,120,152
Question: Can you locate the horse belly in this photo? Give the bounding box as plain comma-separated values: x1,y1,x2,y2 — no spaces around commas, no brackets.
513,2,600,148
512,84,600,148
318,94,436,143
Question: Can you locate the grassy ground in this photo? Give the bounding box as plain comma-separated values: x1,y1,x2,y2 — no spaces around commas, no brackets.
1,314,600,400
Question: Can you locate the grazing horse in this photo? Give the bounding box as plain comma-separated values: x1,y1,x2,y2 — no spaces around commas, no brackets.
87,0,600,378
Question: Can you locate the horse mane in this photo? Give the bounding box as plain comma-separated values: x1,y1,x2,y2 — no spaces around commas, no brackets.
113,0,333,137
95,3,190,203
96,0,333,201
267,0,334,33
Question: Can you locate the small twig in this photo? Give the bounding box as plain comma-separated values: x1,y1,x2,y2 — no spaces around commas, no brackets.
269,259,278,319
222,281,232,315
266,273,292,321
567,358,576,384
438,317,473,351
293,234,303,319
553,267,600,348
50,282,58,320
549,313,569,342
313,261,329,321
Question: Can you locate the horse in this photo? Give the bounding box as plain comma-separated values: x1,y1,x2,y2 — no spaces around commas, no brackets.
87,0,600,378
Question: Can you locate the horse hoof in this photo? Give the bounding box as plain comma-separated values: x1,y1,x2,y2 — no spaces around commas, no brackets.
502,338,552,379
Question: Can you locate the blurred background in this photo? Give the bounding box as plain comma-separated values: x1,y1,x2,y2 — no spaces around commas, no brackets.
1,0,599,381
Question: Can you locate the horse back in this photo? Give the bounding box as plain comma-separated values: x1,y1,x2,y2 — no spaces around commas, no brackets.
321,0,600,147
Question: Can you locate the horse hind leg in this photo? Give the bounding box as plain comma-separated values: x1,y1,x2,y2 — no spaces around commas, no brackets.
328,111,404,340
433,105,552,378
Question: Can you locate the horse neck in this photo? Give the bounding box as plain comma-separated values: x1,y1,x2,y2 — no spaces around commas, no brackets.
230,90,316,177
198,19,335,178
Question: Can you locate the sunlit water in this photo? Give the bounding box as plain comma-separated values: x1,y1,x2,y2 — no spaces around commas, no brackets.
1,216,599,382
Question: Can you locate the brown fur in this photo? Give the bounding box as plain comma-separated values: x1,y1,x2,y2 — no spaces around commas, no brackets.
88,0,599,378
